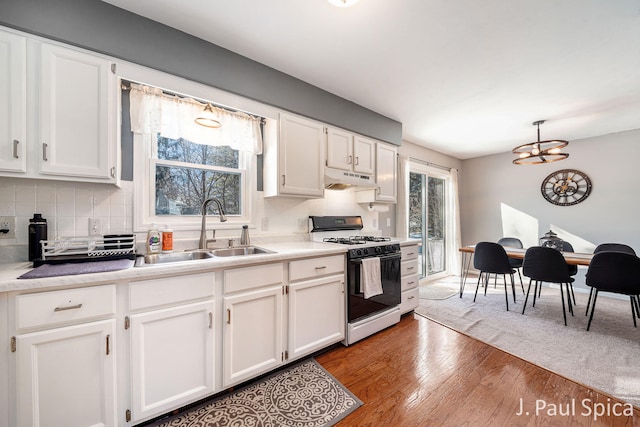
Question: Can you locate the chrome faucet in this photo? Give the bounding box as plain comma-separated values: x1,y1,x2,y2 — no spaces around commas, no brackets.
199,198,227,249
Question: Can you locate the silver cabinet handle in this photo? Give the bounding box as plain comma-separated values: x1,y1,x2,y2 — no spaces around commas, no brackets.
54,303,83,312
42,143,48,161
315,266,327,270
348,155,352,164
408,296,415,300
13,140,19,158
227,308,231,324
355,156,359,165
209,312,213,329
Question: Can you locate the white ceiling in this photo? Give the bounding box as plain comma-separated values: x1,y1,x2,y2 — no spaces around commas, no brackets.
103,0,640,159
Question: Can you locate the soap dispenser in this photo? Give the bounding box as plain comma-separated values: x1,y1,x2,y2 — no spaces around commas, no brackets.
147,223,161,254
240,225,250,246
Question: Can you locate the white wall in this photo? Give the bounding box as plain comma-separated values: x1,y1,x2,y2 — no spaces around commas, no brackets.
459,128,640,287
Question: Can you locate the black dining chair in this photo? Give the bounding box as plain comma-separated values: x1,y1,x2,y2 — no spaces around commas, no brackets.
522,246,575,326
560,241,578,304
473,241,517,311
585,251,640,331
585,243,637,315
498,237,525,294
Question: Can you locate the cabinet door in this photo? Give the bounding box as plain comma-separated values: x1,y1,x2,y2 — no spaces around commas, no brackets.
0,30,26,173
278,113,324,197
223,286,283,387
130,300,214,423
288,274,345,360
15,319,116,427
353,135,375,175
39,43,115,181
376,143,397,202
326,127,352,171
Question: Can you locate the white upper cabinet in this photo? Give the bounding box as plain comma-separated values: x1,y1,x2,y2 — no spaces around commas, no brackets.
326,127,375,175
0,27,118,184
264,112,325,198
352,135,375,175
326,127,352,171
375,143,397,202
38,42,116,181
0,31,27,173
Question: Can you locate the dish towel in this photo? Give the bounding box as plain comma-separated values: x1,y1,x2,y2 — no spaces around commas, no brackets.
360,257,383,299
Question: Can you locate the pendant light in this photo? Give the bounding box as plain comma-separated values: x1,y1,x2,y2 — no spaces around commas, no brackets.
194,103,222,128
512,120,569,165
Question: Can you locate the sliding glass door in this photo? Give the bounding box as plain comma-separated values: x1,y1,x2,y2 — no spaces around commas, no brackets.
409,164,450,279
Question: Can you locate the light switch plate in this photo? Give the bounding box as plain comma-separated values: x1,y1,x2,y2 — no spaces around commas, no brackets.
0,216,16,239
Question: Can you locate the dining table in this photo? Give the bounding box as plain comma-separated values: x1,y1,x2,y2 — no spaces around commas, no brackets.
458,245,594,297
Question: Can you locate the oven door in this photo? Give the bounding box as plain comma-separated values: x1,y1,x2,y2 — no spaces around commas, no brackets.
347,253,402,323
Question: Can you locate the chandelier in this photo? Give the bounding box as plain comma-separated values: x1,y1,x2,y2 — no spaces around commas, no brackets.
512,120,569,165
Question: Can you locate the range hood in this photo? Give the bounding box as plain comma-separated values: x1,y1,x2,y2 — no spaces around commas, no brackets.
324,167,378,190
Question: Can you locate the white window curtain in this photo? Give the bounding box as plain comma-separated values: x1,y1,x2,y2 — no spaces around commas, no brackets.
448,168,462,274
128,83,263,154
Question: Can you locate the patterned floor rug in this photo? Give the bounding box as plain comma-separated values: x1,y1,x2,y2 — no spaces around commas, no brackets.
149,359,362,427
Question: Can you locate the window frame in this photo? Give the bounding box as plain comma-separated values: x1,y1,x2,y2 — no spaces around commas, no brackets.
133,131,255,232
117,62,278,233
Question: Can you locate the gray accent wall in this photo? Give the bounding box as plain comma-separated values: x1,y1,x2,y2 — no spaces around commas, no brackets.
0,0,401,145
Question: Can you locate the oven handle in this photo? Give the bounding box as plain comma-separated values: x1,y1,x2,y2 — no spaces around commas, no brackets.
350,253,401,263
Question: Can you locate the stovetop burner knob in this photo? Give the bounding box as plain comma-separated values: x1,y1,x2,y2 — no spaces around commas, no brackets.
375,246,382,254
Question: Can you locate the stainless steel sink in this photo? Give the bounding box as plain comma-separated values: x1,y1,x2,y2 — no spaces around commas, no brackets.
135,250,214,267
210,246,274,257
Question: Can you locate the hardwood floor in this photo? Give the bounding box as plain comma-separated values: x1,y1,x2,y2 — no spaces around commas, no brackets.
316,314,640,426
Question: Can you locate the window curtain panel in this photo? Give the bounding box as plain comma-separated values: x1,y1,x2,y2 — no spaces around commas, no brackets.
448,168,462,274
128,83,263,154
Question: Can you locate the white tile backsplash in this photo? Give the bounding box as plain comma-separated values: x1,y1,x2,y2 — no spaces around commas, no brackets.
0,178,135,247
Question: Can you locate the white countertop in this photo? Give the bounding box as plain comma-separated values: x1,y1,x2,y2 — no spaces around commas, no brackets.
0,242,347,293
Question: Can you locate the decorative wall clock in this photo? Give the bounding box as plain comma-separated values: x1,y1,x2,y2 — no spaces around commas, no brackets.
541,169,592,206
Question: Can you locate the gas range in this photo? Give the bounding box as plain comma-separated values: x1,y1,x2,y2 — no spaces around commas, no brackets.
309,216,400,253
309,215,402,345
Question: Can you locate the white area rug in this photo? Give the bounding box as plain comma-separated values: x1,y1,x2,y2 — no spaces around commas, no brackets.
415,277,640,408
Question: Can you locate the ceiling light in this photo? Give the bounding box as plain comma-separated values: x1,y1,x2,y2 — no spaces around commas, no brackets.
328,0,359,7
512,120,569,165
194,103,222,128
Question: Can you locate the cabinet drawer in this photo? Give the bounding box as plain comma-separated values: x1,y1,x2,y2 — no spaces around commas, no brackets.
401,259,418,277
289,255,344,282
400,287,419,314
402,273,419,291
401,245,419,261
130,272,214,311
16,284,116,330
224,263,283,293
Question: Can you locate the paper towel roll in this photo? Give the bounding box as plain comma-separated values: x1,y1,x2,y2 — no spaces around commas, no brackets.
367,203,389,212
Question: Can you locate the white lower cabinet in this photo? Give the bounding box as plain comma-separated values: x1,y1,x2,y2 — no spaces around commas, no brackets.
126,272,215,424
400,244,420,314
223,285,283,386
15,319,117,427
222,263,284,387
129,301,215,423
288,274,345,360
222,255,345,388
10,284,117,427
